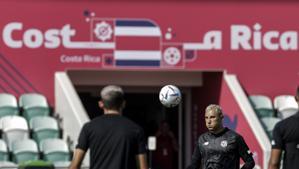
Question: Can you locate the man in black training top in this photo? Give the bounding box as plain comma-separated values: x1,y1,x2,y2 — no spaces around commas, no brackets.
69,85,148,169
186,104,255,169
268,86,299,169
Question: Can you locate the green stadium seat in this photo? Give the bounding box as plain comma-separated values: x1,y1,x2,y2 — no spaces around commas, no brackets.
0,93,18,118
249,95,274,117
40,139,70,163
0,161,18,169
274,95,299,119
30,116,59,144
261,117,281,139
19,93,50,122
12,139,39,164
1,116,29,150
0,139,8,161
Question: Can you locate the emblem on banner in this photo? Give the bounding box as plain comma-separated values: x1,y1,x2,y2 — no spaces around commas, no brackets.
163,47,181,65
93,21,113,41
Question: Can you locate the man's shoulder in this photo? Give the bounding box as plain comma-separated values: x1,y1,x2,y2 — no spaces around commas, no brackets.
94,115,140,126
281,114,299,123
121,116,142,129
224,128,243,140
199,131,210,137
110,115,144,132
225,128,239,135
89,116,105,124
275,115,296,127
89,115,143,134
198,131,211,142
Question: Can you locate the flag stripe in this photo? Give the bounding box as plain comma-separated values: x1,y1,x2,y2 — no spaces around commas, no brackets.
115,27,161,37
114,19,161,67
116,36,160,50
115,51,161,60
116,60,160,66
116,20,156,27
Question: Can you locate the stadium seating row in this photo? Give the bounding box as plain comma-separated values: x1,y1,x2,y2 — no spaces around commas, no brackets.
249,95,298,118
0,160,72,169
249,95,299,138
0,93,72,168
0,138,70,164
0,93,50,122
0,116,60,149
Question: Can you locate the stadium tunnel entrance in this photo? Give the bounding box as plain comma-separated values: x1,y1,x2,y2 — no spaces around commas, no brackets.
66,69,223,169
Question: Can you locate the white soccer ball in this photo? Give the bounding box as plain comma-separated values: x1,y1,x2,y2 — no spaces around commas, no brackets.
159,85,182,108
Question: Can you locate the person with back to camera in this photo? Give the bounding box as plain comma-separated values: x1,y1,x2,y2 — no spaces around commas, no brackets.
186,104,255,169
268,86,299,169
69,85,148,169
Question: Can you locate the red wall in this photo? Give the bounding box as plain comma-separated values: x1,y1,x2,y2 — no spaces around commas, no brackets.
219,79,263,167
191,72,223,140
0,0,298,105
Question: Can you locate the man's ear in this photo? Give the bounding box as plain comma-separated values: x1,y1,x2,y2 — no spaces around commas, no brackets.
98,100,104,109
220,113,224,120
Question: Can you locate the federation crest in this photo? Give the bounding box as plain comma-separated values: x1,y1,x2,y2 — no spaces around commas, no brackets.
163,47,181,65
93,21,113,41
220,140,228,148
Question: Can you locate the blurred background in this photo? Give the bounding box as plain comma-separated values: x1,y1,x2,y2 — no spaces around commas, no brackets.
0,0,299,168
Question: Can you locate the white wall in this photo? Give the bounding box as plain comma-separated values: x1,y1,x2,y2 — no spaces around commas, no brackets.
55,72,90,165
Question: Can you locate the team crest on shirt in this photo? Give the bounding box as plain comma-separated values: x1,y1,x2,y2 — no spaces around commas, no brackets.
221,140,228,148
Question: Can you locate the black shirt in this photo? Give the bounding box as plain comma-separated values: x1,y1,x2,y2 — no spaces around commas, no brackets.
272,113,299,169
76,114,147,169
187,128,255,169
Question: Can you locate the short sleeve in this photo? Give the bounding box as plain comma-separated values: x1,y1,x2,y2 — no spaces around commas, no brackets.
272,123,284,149
136,128,147,154
76,123,90,151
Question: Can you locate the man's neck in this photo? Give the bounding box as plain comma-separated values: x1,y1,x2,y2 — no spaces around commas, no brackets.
210,126,225,135
104,109,121,115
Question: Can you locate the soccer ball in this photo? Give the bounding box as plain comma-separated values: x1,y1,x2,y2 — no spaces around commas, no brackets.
159,85,181,108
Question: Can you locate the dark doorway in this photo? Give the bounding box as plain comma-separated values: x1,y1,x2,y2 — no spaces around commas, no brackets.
124,93,178,136
124,93,179,169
